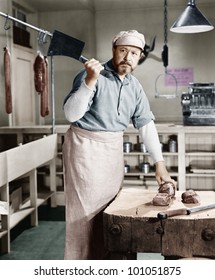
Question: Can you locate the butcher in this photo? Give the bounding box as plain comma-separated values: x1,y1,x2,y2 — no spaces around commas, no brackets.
62,30,176,260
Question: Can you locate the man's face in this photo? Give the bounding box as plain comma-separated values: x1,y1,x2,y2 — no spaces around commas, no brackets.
112,45,143,76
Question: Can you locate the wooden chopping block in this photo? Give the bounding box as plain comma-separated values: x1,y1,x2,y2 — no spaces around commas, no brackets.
103,187,215,259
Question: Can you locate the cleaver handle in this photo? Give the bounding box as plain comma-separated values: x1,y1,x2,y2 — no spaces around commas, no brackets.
79,55,88,63
157,208,189,220
78,56,108,77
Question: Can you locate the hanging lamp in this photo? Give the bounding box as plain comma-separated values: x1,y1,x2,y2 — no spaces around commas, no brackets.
170,0,214,33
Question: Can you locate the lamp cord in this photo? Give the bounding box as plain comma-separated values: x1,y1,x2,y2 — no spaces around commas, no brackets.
155,0,178,98
164,0,168,46
162,0,169,70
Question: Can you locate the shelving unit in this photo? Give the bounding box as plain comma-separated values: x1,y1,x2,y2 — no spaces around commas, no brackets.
0,124,215,200
0,134,57,253
184,127,215,190
0,126,68,205
123,124,215,191
123,124,184,190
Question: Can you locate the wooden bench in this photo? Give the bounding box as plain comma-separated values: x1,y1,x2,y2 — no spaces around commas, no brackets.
0,134,57,253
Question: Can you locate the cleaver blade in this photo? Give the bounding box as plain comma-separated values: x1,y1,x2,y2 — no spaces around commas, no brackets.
47,30,88,63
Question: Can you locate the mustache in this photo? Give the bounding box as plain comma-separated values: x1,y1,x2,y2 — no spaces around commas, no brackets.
119,61,132,67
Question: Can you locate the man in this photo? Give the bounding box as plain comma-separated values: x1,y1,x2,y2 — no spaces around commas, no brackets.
63,30,175,260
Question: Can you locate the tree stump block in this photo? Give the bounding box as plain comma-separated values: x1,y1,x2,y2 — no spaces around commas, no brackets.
103,187,215,259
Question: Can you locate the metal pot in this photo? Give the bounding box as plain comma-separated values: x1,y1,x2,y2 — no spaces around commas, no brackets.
123,142,132,153
139,162,150,174
168,139,177,152
139,142,147,153
124,164,130,173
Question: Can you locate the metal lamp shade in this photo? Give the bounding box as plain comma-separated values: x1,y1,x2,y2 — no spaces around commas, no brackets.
170,1,214,33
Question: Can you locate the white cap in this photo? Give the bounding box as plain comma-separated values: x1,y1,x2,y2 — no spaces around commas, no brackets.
112,30,145,51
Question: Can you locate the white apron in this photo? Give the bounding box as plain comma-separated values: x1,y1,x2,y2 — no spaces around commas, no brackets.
63,125,124,259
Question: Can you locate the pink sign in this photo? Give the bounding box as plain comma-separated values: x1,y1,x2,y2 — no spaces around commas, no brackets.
165,67,193,86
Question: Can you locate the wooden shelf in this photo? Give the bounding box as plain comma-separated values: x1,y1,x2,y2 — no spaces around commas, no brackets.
186,173,215,177
10,206,34,229
186,152,215,156
124,152,178,156
125,172,155,176
0,229,8,239
124,124,215,191
10,191,54,229
0,134,57,254
125,172,178,177
162,152,178,156
37,191,55,206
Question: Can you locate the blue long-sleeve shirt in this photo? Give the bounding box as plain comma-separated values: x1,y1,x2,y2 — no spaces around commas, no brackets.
63,59,154,132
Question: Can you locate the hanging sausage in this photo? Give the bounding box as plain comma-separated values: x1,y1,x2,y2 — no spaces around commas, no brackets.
33,51,46,94
33,52,49,117
40,57,49,117
4,47,12,114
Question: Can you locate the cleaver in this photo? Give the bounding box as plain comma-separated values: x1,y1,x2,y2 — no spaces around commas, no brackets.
48,30,155,65
47,30,88,63
157,203,215,220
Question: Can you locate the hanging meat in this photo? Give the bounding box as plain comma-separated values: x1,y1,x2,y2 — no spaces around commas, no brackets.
33,52,46,94
4,47,12,114
33,52,50,117
40,57,50,117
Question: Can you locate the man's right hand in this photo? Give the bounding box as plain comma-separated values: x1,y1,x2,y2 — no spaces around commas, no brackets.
84,58,104,89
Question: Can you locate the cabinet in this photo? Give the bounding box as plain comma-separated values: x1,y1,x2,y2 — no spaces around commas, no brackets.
0,134,57,253
184,126,215,190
